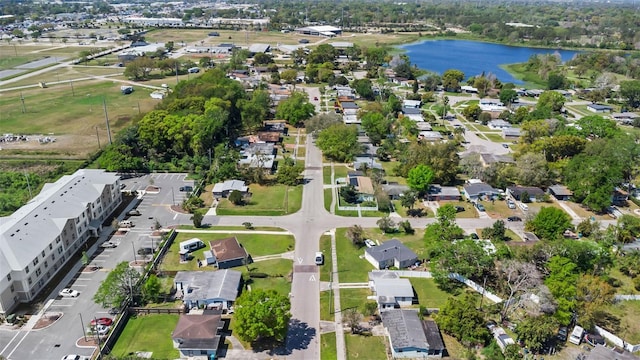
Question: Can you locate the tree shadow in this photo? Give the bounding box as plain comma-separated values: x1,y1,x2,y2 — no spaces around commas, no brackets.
262,318,316,356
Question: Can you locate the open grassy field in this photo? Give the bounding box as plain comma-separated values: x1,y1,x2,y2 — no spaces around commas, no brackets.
110,314,180,359
340,288,371,313
602,300,640,344
2,65,126,88
320,290,335,322
409,277,453,308
243,259,292,295
0,79,157,158
335,228,376,283
0,44,92,68
345,333,387,360
319,235,333,282
216,184,302,216
158,232,294,271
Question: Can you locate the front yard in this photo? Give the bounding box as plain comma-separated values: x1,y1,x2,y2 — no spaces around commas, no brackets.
216,184,302,216
409,278,453,309
110,314,180,359
345,334,387,360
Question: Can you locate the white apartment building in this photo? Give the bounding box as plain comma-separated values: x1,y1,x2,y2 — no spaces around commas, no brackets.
0,169,122,315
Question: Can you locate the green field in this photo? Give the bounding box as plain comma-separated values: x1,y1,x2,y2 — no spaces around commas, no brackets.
335,228,376,283
409,278,453,308
216,184,302,216
345,333,387,360
320,290,335,322
320,332,338,360
110,314,180,359
159,232,294,271
243,259,293,295
340,288,371,313
319,235,333,282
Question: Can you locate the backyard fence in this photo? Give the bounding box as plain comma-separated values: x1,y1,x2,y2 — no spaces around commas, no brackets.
128,307,184,315
595,325,640,353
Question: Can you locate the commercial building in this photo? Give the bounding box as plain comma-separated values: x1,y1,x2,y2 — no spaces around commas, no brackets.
0,169,122,315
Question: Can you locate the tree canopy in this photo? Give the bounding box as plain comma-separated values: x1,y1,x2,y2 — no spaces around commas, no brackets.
316,123,360,162
234,289,291,343
275,91,315,126
525,207,573,241
406,164,435,196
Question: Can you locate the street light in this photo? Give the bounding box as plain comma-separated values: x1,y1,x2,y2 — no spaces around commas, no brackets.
131,241,137,263
79,313,87,342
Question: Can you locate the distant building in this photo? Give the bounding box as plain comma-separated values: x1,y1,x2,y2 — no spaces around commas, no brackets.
507,186,545,202
381,309,445,358
402,107,424,122
502,128,521,138
548,185,573,201
248,43,271,54
418,131,443,142
463,181,501,201
0,169,122,315
487,119,512,130
295,25,342,37
587,104,613,113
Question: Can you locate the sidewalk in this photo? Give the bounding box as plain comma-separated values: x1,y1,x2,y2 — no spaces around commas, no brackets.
329,229,347,360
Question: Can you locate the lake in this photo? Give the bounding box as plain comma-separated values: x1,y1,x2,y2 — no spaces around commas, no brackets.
399,39,581,84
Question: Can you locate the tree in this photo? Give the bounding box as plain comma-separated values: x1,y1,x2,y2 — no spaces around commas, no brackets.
340,184,359,204
576,274,615,330
346,225,365,247
407,164,435,196
441,95,450,119
234,289,291,343
499,89,518,106
253,52,274,65
228,190,244,205
305,113,342,134
280,69,298,85
276,158,304,186
275,91,315,126
536,90,565,113
377,216,396,233
81,251,89,266
343,308,363,333
142,274,162,304
462,103,482,121
514,315,558,352
515,153,551,187
238,89,270,133
400,190,418,210
616,214,640,243
316,124,359,162
424,204,464,242
352,78,375,100
93,262,141,307
191,210,204,228
482,220,508,242
360,111,392,145
436,293,489,347
499,260,542,321
620,80,640,109
525,207,573,241
547,73,567,90
399,220,415,234
442,69,464,92
545,256,578,325
123,57,155,80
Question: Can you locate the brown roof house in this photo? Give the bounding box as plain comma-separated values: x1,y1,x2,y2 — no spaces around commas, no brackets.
204,237,249,269
172,310,224,358
257,131,282,143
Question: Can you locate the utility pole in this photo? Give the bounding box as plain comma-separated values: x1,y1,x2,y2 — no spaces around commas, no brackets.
19,92,26,113
131,241,137,263
95,126,101,149
175,62,179,84
79,313,87,342
103,98,112,145
69,79,75,96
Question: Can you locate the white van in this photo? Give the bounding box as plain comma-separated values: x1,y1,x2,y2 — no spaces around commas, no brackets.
315,252,324,265
519,203,529,211
180,238,205,253
118,220,133,228
569,325,584,345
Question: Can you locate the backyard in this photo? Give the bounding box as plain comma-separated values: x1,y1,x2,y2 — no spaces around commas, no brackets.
216,184,302,216
110,314,180,359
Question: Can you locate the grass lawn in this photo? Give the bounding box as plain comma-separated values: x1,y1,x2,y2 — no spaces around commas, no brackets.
607,268,639,295
110,314,180,359
602,300,640,344
324,188,333,212
333,165,350,182
320,290,335,322
159,232,294,271
321,332,338,360
344,334,387,360
441,333,468,359
560,200,609,220
484,133,505,142
243,259,293,296
335,229,376,283
340,288,371,313
526,201,567,216
442,200,479,219
479,199,519,219
504,229,522,241
216,184,302,216
409,278,453,308
319,235,332,282
323,166,332,184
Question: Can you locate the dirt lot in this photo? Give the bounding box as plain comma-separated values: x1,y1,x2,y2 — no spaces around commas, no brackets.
0,134,99,158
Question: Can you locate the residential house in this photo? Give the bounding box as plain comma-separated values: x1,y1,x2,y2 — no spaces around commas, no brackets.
401,107,424,122
525,89,544,97
418,131,443,142
502,128,521,139
587,104,613,113
461,85,478,93
263,120,287,134
347,171,375,200
382,183,410,200
339,100,359,113
428,185,461,201
479,100,507,112
507,186,545,202
212,180,249,199
205,237,249,269
416,122,432,131
489,325,515,352
479,153,515,167
353,156,383,171
256,131,281,144
368,271,414,309
613,188,629,204
402,99,421,109
611,112,639,125
463,181,501,201
487,119,512,130
241,143,275,156
238,153,276,173
381,309,445,358
172,310,224,358
0,169,122,315
364,239,419,270
174,270,242,310
547,185,573,201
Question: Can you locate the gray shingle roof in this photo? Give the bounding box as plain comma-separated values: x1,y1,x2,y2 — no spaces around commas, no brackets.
175,270,241,303
381,309,431,351
365,239,418,264
463,182,501,197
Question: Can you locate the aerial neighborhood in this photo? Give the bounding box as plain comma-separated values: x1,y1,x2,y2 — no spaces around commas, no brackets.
2,1,640,360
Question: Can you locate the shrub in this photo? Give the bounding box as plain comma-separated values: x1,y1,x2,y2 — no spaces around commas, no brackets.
249,272,269,278
634,277,640,291
228,190,244,205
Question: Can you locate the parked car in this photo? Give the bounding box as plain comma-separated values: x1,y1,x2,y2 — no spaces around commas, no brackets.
507,216,522,222
455,205,465,213
364,239,376,248
502,143,509,148
108,307,120,315
507,200,516,209
584,333,605,346
127,209,141,216
62,355,90,360
313,96,318,100
179,185,193,192
137,247,153,256
59,288,79,297
470,233,479,240
90,317,113,327
475,203,486,212
100,241,117,248
557,327,568,342
95,324,110,335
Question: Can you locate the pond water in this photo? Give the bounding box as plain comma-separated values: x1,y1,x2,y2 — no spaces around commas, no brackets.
399,39,582,84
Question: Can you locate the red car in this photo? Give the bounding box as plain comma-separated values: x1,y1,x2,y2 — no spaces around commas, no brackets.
90,317,113,327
